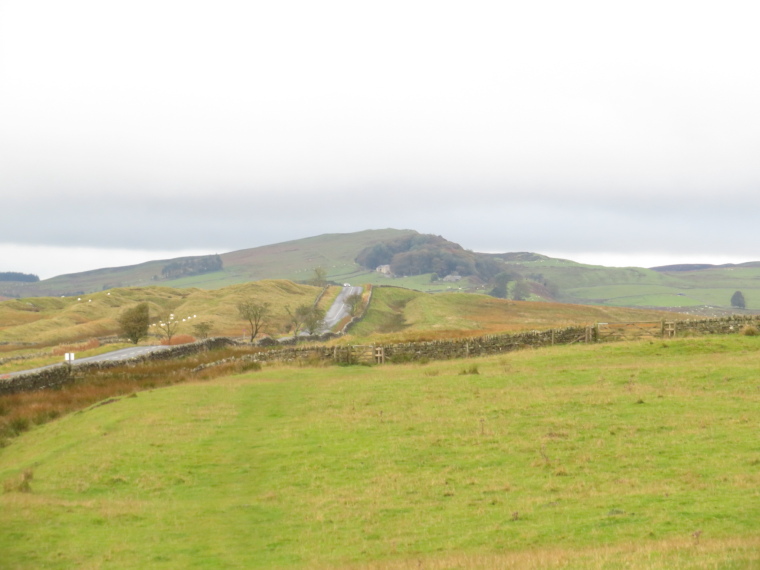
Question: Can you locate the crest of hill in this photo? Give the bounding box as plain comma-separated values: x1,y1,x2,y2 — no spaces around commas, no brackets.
0,229,418,298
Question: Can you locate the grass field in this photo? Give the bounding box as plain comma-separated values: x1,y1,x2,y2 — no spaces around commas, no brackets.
2,335,760,568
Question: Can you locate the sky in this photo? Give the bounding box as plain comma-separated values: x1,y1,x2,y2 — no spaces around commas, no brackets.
1,1,759,279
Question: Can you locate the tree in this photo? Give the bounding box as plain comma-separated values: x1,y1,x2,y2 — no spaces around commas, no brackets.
192,321,214,340
285,303,325,337
346,293,363,316
731,290,746,309
512,279,531,301
118,303,149,344
303,306,326,335
237,300,271,342
489,271,518,299
152,313,183,343
309,267,328,287
285,304,307,337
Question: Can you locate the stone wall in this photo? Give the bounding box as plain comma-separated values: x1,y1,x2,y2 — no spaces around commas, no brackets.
248,315,760,366
0,337,238,396
671,315,760,336
248,325,590,364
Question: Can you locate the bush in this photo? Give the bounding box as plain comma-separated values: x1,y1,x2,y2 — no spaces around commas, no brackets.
160,334,197,346
741,325,759,336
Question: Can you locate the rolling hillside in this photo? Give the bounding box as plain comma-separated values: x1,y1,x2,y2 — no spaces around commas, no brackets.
1,228,759,312
1,282,676,355
0,281,329,347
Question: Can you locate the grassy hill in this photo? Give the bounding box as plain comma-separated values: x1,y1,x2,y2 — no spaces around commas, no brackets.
2,228,759,312
350,287,676,343
0,229,417,297
0,282,677,356
0,281,330,348
2,335,759,568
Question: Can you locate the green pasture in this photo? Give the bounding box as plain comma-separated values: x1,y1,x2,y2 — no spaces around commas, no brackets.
2,335,760,568
566,284,756,310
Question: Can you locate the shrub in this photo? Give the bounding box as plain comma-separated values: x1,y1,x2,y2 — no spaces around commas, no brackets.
741,325,759,336
160,334,197,346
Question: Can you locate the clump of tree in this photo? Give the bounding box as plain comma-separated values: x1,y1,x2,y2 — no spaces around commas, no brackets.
285,304,325,337
355,233,503,280
512,279,531,301
488,271,520,299
0,272,39,282
238,300,271,342
160,254,223,280
117,303,150,344
731,291,746,309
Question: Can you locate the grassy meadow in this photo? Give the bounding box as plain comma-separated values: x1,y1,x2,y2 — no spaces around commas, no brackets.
2,335,760,568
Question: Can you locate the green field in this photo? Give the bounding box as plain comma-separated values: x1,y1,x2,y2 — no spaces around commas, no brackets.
2,335,760,568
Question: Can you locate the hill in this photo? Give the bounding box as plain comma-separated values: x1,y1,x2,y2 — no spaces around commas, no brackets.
0,282,675,354
2,228,759,312
350,286,675,343
2,336,760,568
0,229,417,298
0,281,328,348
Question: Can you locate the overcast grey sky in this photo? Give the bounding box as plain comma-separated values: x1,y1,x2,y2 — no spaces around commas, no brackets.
2,1,759,279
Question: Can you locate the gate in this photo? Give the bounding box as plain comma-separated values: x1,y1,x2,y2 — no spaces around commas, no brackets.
595,321,676,342
332,345,385,364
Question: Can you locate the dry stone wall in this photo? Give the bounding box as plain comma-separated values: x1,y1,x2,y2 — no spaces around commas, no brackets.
0,337,237,396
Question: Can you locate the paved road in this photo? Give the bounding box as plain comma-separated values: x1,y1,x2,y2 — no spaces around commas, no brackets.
321,285,364,332
5,286,365,376
3,345,171,378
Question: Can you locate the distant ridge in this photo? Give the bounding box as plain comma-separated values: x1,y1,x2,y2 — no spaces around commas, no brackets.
652,261,760,272
1,229,759,312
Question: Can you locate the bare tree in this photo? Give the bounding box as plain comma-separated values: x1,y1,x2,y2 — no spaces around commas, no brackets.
285,304,314,337
309,266,328,287
154,313,182,343
238,300,270,342
303,306,326,335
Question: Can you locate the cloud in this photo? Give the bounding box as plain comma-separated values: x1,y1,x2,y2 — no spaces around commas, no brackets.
1,1,759,277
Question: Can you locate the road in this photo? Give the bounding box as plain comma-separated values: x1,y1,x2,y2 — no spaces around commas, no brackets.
4,285,364,377
3,345,171,378
320,285,363,333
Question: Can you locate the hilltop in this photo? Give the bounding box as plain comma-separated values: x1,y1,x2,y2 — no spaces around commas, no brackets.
1,228,759,312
